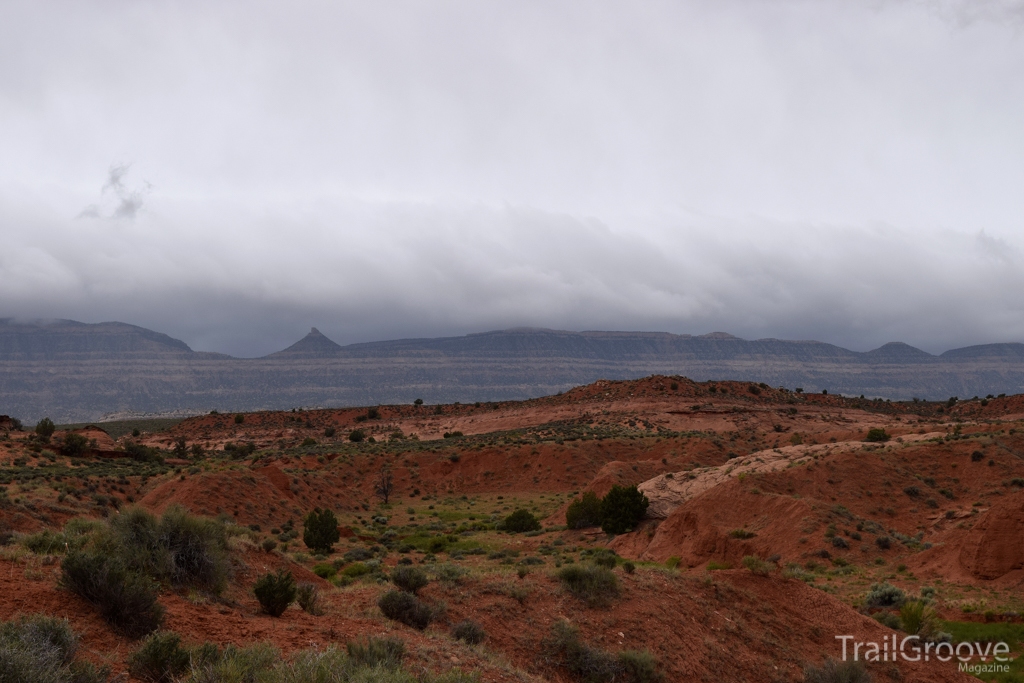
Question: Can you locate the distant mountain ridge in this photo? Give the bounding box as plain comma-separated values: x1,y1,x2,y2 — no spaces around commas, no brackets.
2,318,1024,422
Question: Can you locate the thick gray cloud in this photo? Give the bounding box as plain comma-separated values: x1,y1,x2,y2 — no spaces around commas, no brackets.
1,0,1023,357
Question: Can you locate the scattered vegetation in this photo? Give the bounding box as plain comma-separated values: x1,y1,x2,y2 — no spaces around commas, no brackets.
545,620,661,683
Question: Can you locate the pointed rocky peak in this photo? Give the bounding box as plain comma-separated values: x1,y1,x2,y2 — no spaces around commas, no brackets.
268,327,344,358
864,342,935,362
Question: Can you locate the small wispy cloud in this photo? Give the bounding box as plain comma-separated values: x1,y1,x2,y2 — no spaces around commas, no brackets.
78,164,152,221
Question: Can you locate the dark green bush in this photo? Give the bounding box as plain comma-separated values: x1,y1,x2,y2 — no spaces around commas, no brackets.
565,492,602,530
390,566,429,594
348,429,366,443
865,428,890,442
128,631,191,682
971,450,984,462
619,649,663,682
452,620,486,645
557,565,619,607
302,507,340,554
60,550,165,638
599,485,649,535
346,636,404,669
803,658,871,683
253,569,296,617
875,535,891,550
378,590,436,630
35,417,56,441
60,433,90,457
502,509,541,533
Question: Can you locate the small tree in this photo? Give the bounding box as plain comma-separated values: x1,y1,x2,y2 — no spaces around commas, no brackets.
374,466,394,504
253,569,296,617
60,433,90,458
173,437,187,457
302,508,340,554
565,491,602,529
349,429,366,443
35,417,55,442
599,485,649,535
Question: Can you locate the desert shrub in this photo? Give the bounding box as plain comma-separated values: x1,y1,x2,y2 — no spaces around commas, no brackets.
261,538,278,553
588,549,618,569
22,528,89,555
831,536,849,549
346,636,405,669
128,631,191,682
234,414,244,424
60,550,165,637
60,433,90,457
323,426,336,438
665,556,681,569
452,620,486,645
546,620,622,683
390,566,429,594
872,611,901,629
434,563,469,585
300,437,317,447
599,485,649,535
0,614,108,683
124,441,164,463
864,582,906,609
378,590,436,630
502,509,541,533
865,428,889,443
618,649,663,683
156,505,229,594
340,562,371,579
544,626,655,683
253,569,296,617
803,658,871,683
622,561,635,574
312,563,336,579
729,528,756,539
903,486,920,498
741,555,773,576
899,600,937,636
344,547,374,562
367,407,381,420
557,565,619,607
875,535,891,550
566,491,603,530
185,642,278,683
971,450,984,462
302,507,340,554
296,583,325,616
348,429,366,443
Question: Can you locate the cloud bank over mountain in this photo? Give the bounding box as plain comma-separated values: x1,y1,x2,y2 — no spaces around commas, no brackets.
1,1,1022,356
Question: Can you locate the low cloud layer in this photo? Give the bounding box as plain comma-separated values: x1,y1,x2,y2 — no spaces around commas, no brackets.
1,1,1023,356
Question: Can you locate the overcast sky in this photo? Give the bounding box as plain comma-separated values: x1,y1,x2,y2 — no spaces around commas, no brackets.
2,0,1023,357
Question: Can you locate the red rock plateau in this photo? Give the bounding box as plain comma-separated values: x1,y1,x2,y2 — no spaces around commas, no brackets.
3,376,1023,681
